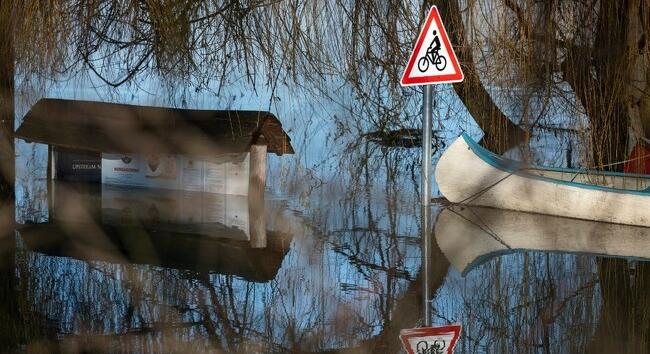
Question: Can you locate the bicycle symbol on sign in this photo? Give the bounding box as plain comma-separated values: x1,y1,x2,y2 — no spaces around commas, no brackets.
416,339,446,354
417,30,447,72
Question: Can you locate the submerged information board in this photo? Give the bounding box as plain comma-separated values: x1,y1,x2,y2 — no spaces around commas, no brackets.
101,153,250,195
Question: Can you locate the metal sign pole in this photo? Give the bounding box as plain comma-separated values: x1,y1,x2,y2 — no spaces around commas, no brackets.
399,5,464,343
422,85,433,327
422,86,433,208
421,203,432,327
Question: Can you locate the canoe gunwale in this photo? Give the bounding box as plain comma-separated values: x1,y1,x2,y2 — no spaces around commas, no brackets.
461,133,650,196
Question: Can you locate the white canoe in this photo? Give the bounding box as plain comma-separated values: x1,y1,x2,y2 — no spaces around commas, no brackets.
435,205,650,275
435,134,650,227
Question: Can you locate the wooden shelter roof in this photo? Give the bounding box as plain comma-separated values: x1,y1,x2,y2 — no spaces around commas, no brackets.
16,98,294,156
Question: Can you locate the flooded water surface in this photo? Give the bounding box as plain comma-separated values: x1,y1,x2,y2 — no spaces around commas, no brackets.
4,125,650,354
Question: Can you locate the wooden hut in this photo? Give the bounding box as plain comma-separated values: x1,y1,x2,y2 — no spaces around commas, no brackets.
16,98,294,194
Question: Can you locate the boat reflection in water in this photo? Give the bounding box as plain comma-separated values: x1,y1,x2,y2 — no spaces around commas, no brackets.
435,205,650,275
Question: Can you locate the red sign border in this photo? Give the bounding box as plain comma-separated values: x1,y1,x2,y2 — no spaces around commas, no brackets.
400,6,464,86
399,324,462,354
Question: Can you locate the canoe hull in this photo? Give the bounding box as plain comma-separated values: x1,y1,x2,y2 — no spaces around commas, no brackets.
435,135,650,227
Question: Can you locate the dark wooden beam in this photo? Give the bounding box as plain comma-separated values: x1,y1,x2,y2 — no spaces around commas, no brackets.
0,0,14,202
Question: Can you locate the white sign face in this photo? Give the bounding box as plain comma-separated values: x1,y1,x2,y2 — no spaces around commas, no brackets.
401,6,464,86
405,333,454,354
399,325,462,354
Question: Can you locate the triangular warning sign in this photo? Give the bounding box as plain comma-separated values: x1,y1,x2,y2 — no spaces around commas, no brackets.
401,6,464,86
399,324,462,354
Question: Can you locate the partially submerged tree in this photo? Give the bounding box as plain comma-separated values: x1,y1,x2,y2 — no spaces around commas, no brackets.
0,1,77,201
451,0,649,166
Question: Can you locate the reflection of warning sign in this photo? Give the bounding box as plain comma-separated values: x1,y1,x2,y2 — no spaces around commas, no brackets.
399,325,462,354
401,6,463,86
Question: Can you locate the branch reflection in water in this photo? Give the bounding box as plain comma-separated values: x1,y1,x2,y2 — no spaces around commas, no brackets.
5,139,425,352
434,205,650,353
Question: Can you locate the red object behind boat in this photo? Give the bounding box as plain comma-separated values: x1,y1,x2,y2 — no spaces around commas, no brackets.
624,143,650,174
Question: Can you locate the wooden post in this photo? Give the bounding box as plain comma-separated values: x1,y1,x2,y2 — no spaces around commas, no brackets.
46,145,59,181
50,146,56,180
248,144,266,248
47,146,54,221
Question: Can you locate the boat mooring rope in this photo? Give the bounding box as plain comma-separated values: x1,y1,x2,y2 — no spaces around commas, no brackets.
456,171,517,205
569,152,650,182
